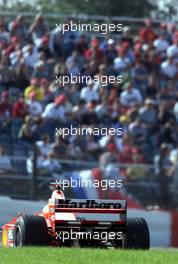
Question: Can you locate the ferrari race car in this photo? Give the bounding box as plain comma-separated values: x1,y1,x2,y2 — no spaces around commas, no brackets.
1,186,150,249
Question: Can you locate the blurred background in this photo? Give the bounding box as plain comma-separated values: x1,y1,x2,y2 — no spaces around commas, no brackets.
0,0,177,216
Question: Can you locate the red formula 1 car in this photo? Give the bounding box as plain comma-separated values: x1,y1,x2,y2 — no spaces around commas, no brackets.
1,186,150,249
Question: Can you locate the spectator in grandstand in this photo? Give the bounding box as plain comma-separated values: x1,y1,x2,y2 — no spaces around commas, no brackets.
158,102,176,125
85,37,104,62
37,36,52,59
0,91,12,117
114,46,132,73
80,80,99,103
9,48,23,68
99,143,119,169
128,118,147,146
155,143,174,208
139,19,156,44
159,121,177,147
40,152,62,173
9,15,28,44
0,22,10,46
67,141,83,160
24,78,43,101
39,78,54,106
83,59,98,78
23,44,38,69
139,98,157,125
120,81,143,107
166,32,178,62
26,91,43,117
80,101,98,125
65,50,84,75
33,61,51,79
42,94,68,121
18,115,38,143
121,26,133,46
85,134,100,160
0,54,16,89
119,132,145,163
132,59,149,96
51,135,68,160
158,22,171,43
153,32,169,56
101,38,117,64
92,63,108,92
0,145,12,174
66,83,80,105
161,54,177,79
14,59,30,89
99,142,121,181
50,28,63,58
126,150,149,181
75,34,88,56
12,94,28,118
68,129,87,158
72,99,87,121
36,134,53,157
29,14,49,41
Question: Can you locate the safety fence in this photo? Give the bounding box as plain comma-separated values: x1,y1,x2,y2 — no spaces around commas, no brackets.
0,153,177,209
0,11,176,39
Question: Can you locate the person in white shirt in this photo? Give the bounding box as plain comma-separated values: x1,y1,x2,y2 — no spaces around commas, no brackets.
9,49,23,67
42,94,67,120
120,81,143,107
114,47,132,72
23,44,38,69
0,22,10,45
27,91,43,117
65,50,84,75
153,33,169,54
36,134,53,157
80,80,99,103
167,35,178,60
161,55,177,79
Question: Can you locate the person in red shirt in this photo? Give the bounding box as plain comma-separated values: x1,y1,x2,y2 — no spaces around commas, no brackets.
6,36,21,55
139,19,156,44
85,37,104,62
75,34,88,55
0,91,12,117
12,95,28,118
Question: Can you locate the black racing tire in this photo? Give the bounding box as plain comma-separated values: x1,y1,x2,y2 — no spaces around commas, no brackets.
125,217,150,249
13,215,48,247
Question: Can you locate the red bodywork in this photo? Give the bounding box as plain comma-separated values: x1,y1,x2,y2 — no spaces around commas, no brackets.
1,194,127,247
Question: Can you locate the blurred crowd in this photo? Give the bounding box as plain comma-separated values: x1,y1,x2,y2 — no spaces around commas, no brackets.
0,14,177,180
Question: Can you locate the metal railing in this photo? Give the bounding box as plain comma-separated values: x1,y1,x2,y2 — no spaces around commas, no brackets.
0,151,177,209
0,11,177,23
0,11,177,38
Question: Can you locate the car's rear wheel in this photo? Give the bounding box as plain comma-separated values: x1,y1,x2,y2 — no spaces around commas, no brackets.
13,215,48,247
125,217,150,249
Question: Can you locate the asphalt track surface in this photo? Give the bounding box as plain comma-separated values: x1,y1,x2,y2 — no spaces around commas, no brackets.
0,196,46,227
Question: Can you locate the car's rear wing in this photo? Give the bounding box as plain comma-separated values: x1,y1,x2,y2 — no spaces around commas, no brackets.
54,199,127,229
